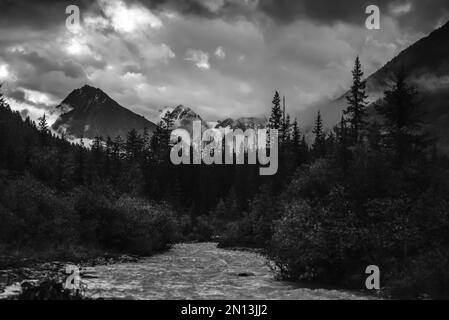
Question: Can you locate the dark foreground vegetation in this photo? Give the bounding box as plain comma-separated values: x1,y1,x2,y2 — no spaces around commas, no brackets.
1,56,449,299
220,59,449,299
210,59,449,298
17,280,89,300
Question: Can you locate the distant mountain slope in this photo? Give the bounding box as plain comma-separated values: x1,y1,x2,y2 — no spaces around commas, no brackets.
365,20,449,100
52,85,157,139
321,21,449,151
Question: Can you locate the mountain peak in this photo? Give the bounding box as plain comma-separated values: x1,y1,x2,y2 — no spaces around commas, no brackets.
77,84,106,97
167,105,202,123
52,86,156,139
81,84,96,89
77,84,102,94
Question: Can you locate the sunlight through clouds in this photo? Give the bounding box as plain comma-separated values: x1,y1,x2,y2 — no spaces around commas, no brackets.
65,38,91,56
0,64,9,80
185,49,210,70
99,0,163,33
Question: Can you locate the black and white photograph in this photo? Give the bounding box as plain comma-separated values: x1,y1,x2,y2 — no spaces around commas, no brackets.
0,0,449,307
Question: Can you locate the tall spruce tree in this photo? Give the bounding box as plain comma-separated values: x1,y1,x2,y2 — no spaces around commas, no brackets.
37,114,49,133
292,118,301,148
125,129,143,161
151,111,174,164
344,57,369,143
111,135,124,183
312,111,326,158
269,91,283,130
37,113,50,146
55,132,70,190
74,137,85,185
281,114,291,146
375,71,429,162
335,115,350,172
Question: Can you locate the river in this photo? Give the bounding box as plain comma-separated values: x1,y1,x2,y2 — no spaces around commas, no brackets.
81,243,369,300
1,243,371,300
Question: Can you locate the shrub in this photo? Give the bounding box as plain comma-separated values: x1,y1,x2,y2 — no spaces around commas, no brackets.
111,197,178,254
0,178,179,257
18,280,88,300
0,175,76,251
72,187,178,254
268,200,339,282
218,210,276,248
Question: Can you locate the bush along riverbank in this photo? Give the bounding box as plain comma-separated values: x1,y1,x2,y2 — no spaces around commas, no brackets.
0,175,181,299
0,175,179,269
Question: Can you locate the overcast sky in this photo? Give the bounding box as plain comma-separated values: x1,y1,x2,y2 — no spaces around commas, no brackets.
0,0,448,124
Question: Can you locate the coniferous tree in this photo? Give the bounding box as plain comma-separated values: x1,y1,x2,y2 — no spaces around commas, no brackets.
300,135,309,163
335,115,350,172
292,118,301,148
268,91,283,130
344,57,369,144
375,71,429,162
104,136,114,178
151,111,173,163
89,135,104,182
37,114,49,133
37,113,49,146
312,111,326,158
291,117,308,165
113,135,124,157
55,132,71,190
142,127,152,158
125,129,143,161
367,121,383,151
281,114,291,146
92,136,103,152
212,198,227,222
111,135,124,183
74,137,86,185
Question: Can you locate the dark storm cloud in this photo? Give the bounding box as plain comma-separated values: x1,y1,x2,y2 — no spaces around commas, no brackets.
2,0,447,33
139,0,219,17
134,0,449,33
258,0,449,32
135,0,257,21
0,0,97,29
8,88,26,102
258,0,391,24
